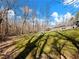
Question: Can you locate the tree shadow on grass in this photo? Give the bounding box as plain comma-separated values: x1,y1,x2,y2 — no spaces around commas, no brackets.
37,35,49,59
56,32,79,49
29,35,49,59
52,37,67,59
55,31,79,59
15,33,44,59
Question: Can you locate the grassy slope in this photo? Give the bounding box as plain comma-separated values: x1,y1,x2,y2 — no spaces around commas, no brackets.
0,29,79,59
17,29,79,59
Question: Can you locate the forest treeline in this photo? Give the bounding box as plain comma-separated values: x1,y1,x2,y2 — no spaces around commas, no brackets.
0,0,79,40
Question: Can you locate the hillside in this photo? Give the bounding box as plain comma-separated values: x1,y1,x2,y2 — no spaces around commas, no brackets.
0,28,79,59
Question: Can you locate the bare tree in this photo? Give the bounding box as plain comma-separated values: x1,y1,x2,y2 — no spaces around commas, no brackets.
21,6,30,34
45,1,52,31
32,10,36,32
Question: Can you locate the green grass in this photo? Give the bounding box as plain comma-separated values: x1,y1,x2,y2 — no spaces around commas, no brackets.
1,28,79,59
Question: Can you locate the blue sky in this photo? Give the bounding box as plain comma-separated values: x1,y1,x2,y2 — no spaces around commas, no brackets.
0,0,79,16
14,0,79,15
0,0,79,25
